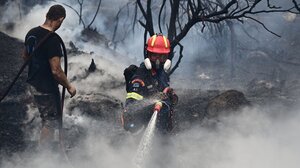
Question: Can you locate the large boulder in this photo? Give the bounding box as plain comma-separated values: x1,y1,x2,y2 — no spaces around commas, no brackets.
68,93,123,123
206,90,250,119
173,89,220,130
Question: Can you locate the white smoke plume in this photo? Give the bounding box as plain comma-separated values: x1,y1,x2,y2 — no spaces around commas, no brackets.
1,103,300,168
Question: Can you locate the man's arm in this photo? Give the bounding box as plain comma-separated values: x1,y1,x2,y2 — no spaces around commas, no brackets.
49,56,76,97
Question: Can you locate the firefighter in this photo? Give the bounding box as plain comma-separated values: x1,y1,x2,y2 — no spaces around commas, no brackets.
122,34,178,134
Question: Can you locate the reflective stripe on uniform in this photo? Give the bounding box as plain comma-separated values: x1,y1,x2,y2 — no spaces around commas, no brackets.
132,79,145,86
126,92,144,100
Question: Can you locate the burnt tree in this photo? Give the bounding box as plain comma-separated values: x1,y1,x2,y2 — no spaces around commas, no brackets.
51,0,102,29
114,0,299,75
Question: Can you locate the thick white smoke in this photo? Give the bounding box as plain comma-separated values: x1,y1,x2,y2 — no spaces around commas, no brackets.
1,104,300,168
172,106,300,168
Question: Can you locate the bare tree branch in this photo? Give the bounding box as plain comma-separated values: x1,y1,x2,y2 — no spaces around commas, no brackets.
128,0,300,75
168,0,180,41
87,0,102,28
158,0,167,33
146,0,155,36
169,43,184,75
292,0,300,12
133,2,138,32
136,0,154,36
244,16,280,37
78,0,84,25
112,3,126,43
137,0,147,19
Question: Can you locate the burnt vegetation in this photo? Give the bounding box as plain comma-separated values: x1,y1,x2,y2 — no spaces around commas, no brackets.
50,0,111,45
113,0,300,75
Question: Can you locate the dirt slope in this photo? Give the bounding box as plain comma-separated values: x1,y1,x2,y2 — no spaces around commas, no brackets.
0,31,28,155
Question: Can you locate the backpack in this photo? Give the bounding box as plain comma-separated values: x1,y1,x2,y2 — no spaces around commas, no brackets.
123,64,138,92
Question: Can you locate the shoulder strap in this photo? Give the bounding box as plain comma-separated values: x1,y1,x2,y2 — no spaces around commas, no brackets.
0,32,54,102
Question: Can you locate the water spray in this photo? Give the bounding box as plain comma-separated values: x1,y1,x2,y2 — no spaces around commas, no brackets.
133,102,162,168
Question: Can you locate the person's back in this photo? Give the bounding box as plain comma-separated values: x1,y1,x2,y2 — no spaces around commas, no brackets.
25,26,62,93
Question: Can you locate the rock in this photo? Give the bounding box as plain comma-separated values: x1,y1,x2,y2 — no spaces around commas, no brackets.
246,79,283,97
172,89,220,131
88,59,97,72
67,41,85,55
206,90,250,118
68,93,123,123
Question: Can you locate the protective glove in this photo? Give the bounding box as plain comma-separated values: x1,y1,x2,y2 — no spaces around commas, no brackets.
163,87,178,106
155,92,169,101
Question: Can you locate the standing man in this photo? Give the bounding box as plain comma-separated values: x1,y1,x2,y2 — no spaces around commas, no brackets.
122,34,178,134
22,4,76,147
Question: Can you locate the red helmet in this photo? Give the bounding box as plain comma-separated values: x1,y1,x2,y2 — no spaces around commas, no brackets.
146,34,170,54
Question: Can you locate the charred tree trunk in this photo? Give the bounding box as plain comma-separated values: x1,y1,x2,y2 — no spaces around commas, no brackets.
116,0,299,75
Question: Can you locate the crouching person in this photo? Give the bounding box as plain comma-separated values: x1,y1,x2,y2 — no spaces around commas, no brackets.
121,34,178,134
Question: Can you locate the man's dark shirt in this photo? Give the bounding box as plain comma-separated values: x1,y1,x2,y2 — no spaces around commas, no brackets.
24,26,63,93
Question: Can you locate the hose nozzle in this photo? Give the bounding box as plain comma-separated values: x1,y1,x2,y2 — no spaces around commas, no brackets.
154,101,162,112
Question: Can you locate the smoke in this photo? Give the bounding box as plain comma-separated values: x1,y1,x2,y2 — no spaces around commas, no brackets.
179,106,300,168
65,53,126,98
2,103,300,168
0,0,141,98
